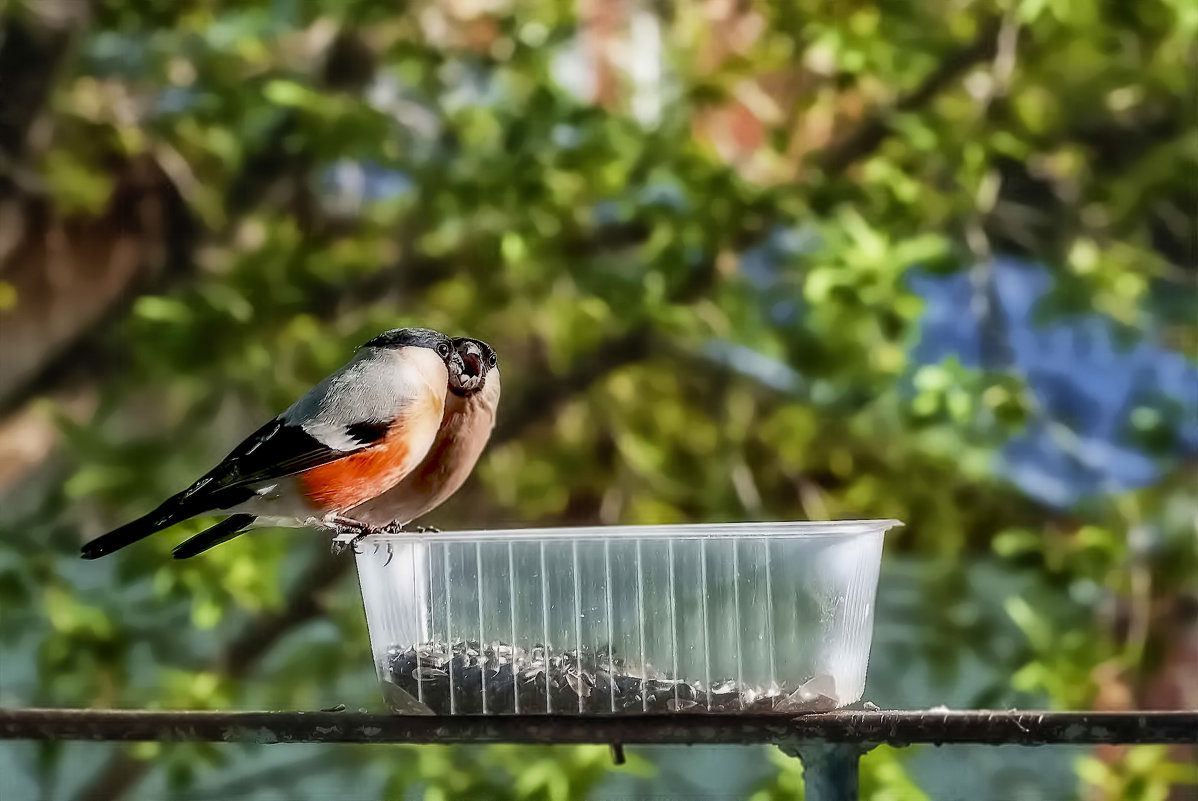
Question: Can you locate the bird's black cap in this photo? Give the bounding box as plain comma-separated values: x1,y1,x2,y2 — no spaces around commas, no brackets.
364,328,453,351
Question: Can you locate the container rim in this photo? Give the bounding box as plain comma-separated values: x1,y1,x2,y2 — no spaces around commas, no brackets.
358,518,902,544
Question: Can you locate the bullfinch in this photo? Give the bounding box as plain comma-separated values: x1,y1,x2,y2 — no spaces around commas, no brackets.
345,337,500,532
80,328,462,560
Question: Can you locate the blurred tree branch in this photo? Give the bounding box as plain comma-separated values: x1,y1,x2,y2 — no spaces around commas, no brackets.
0,25,377,414
814,15,1002,178
0,3,93,178
0,156,197,414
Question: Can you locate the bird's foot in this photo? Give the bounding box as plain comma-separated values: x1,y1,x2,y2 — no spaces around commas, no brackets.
414,525,441,534
327,516,379,555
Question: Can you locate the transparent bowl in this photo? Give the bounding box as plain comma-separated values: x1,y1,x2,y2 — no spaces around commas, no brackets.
354,520,898,715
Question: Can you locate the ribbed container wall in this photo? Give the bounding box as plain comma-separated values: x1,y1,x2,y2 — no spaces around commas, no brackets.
355,521,895,715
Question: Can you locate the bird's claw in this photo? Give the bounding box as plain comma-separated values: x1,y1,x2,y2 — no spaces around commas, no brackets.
326,516,376,556
349,530,374,555
326,517,413,556
414,525,441,534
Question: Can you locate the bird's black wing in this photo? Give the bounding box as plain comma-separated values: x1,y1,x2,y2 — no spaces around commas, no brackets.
179,417,391,501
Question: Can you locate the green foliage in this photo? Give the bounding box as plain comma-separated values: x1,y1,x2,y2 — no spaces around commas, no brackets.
1078,747,1198,801
0,0,1194,798
750,745,931,801
376,744,652,801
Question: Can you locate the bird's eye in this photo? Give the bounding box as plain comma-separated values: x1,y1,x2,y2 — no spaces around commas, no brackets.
437,343,451,358
487,352,498,367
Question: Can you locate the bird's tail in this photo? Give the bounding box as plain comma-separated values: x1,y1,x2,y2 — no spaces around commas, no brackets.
80,494,194,560
80,486,254,560
172,514,256,559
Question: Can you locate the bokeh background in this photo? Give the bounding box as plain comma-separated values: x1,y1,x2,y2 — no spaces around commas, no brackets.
1,0,1195,799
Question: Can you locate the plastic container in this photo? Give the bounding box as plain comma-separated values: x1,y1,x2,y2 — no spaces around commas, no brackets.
355,520,898,715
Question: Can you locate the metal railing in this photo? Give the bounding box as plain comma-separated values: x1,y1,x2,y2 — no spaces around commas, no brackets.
3,708,1196,801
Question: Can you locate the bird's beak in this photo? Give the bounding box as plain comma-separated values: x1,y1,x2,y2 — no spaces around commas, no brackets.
460,342,485,377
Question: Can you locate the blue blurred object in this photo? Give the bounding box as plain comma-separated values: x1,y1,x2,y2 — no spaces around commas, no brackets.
910,258,1198,507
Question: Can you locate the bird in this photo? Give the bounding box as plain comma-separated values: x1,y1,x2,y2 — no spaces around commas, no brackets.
79,327,462,560
345,336,500,533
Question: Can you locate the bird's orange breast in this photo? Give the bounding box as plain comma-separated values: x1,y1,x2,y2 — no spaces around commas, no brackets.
298,428,412,512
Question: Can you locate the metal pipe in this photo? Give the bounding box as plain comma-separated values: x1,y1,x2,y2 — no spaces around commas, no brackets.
1,708,1195,746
